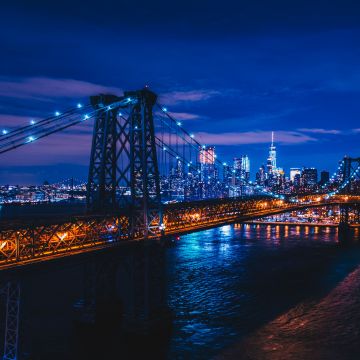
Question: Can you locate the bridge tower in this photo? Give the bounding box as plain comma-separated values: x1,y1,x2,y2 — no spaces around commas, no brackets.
341,156,360,194
87,89,162,239
1,282,20,360
342,156,352,194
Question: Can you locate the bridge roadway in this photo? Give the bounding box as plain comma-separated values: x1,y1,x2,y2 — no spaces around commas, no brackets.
0,195,359,269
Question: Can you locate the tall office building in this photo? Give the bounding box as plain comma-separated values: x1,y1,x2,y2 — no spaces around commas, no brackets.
267,132,277,175
233,155,250,185
256,165,267,185
302,168,318,188
222,163,233,185
293,173,301,187
320,170,330,185
290,168,301,182
242,155,250,183
199,146,215,165
199,145,216,181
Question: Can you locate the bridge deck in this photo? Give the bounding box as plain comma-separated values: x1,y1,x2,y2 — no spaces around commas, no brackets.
0,195,359,270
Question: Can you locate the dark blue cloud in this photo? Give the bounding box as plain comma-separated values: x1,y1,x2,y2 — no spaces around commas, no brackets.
0,0,359,183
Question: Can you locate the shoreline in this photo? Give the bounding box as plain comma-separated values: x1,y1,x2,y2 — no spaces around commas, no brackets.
244,221,360,228
214,264,360,360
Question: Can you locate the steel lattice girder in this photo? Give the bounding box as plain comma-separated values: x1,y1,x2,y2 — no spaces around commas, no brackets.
87,106,119,212
2,281,20,360
0,196,359,267
86,89,162,240
0,215,130,264
125,89,162,239
341,157,360,194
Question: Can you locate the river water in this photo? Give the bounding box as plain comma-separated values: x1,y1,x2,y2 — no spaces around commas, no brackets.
167,224,360,359
1,224,360,359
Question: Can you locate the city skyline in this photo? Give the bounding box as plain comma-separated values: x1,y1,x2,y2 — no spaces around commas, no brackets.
0,135,331,186
1,0,360,183
1,2,360,360
0,125,339,185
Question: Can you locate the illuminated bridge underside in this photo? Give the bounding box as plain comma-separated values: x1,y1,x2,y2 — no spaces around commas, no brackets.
0,195,359,268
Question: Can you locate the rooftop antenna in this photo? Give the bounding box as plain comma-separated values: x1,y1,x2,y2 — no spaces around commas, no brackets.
271,131,274,147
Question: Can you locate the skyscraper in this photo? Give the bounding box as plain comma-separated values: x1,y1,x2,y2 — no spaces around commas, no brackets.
267,131,277,175
290,168,301,182
302,168,318,189
199,146,215,165
320,170,330,185
256,165,266,186
198,145,218,198
233,155,250,185
199,145,216,181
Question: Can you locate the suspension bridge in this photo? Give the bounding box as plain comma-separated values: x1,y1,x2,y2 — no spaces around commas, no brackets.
0,87,359,269
0,87,359,360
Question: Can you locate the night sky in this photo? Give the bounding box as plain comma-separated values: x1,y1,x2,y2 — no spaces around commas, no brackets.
1,0,359,184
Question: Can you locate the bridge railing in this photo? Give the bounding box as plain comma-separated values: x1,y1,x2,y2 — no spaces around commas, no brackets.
1,195,358,268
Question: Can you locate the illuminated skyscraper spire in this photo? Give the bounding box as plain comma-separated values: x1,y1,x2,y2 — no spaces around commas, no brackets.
267,131,277,174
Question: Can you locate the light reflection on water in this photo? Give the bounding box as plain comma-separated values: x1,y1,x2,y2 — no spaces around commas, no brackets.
216,264,360,360
166,224,360,359
2,223,359,359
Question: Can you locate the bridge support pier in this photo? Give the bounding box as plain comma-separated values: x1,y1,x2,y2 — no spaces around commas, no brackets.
116,242,172,335
338,204,353,243
74,242,171,336
74,260,120,327
1,281,20,360
338,223,352,243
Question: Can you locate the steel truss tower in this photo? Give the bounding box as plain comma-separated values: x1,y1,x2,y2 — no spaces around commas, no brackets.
87,89,162,239
1,282,20,360
341,156,360,194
